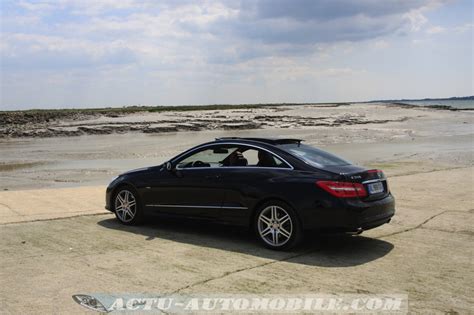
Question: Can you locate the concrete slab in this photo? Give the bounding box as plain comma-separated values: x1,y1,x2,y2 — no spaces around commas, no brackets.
0,186,106,224
0,167,472,313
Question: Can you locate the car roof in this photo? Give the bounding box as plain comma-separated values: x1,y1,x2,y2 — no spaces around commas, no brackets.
214,137,302,145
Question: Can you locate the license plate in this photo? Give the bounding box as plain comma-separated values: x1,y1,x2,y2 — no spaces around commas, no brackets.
368,181,384,194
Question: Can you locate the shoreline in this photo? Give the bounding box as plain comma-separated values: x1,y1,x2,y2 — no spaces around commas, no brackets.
1,102,471,139
384,102,474,111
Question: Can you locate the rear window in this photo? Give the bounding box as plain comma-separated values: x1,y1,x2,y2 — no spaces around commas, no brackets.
279,143,351,167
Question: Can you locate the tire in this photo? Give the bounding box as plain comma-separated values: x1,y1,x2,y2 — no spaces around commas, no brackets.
253,200,303,250
113,185,144,225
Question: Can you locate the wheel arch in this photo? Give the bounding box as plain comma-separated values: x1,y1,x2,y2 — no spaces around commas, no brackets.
110,181,140,211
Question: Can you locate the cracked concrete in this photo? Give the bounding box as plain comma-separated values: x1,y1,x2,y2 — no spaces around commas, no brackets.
165,206,473,299
0,167,472,314
376,209,472,239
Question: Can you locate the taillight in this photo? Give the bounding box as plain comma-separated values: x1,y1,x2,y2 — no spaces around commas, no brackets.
316,181,367,198
367,169,381,174
367,169,386,179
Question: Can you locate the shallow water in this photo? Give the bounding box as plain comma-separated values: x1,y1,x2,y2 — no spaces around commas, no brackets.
396,99,474,109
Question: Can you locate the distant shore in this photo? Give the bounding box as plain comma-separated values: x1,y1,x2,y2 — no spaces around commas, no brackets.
1,102,472,138
390,102,474,111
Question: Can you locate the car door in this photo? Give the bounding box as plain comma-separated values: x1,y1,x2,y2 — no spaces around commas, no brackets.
144,145,236,218
218,146,294,225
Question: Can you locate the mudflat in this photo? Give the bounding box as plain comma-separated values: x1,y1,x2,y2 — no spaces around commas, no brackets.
1,103,472,190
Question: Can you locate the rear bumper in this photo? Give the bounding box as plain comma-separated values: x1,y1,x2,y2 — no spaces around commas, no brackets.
302,193,395,231
348,195,395,231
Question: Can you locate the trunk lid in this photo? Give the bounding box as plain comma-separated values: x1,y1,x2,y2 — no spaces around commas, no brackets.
336,167,390,201
349,169,389,201
316,165,390,201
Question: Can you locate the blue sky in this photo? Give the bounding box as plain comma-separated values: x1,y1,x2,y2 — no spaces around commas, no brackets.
1,0,472,109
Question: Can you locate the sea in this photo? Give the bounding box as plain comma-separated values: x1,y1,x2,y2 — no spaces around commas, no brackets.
392,99,474,110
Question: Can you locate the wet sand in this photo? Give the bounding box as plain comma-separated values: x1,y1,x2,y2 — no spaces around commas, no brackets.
0,103,383,138
0,103,472,190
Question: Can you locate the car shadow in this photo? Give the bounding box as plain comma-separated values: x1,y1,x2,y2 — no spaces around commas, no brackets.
97,215,394,267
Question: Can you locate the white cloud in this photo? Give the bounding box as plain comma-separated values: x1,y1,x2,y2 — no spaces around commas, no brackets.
374,40,390,49
1,0,471,109
17,0,145,15
403,9,428,31
426,25,446,34
453,23,474,33
17,0,56,12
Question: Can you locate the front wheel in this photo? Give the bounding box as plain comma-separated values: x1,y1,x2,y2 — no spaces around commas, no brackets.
254,201,303,250
113,186,143,225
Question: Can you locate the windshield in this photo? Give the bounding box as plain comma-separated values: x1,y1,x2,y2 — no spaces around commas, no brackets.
279,143,351,167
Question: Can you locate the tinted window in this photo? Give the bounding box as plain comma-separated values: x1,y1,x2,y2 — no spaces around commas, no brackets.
176,146,239,168
240,148,288,168
176,144,291,169
279,143,350,167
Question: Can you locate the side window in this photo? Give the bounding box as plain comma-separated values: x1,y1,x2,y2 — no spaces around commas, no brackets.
176,145,292,169
176,146,238,169
241,149,259,165
269,154,288,168
240,148,290,168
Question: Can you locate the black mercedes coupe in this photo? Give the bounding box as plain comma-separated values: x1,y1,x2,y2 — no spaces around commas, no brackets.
105,137,395,250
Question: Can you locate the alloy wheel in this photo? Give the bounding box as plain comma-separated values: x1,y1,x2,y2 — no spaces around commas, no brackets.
257,205,293,247
114,190,137,223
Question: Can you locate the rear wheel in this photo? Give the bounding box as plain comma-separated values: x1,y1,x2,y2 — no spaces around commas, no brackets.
254,201,302,250
113,186,143,225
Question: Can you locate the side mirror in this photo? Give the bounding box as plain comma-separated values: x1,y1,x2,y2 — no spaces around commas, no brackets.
165,161,173,171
